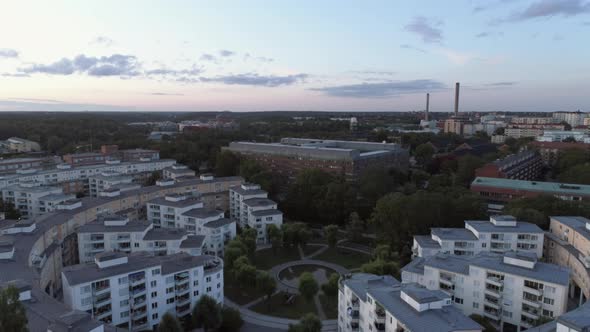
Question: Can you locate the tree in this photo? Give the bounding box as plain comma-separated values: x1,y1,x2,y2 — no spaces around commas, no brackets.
288,313,322,332
360,259,399,277
555,148,588,174
558,164,590,184
215,150,239,177
345,212,364,243
321,273,340,297
414,143,435,165
218,307,244,332
267,224,283,253
256,271,277,302
469,314,498,332
46,135,64,153
0,201,21,219
455,155,484,187
503,195,590,229
157,312,182,332
298,272,319,302
359,166,405,207
234,257,257,288
192,295,222,332
559,121,573,131
0,285,28,332
324,224,339,248
145,171,162,186
224,246,245,270
283,222,312,247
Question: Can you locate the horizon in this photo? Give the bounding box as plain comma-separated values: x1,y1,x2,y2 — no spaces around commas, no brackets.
1,0,589,113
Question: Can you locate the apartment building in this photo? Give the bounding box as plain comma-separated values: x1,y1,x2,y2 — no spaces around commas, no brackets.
162,164,195,180
537,130,590,143
529,141,590,166
229,183,268,226
553,111,589,127
0,157,45,174
229,183,282,243
475,150,543,181
62,251,224,331
527,301,590,332
505,124,566,139
88,171,136,197
338,273,482,332
413,215,544,259
1,182,75,218
402,252,570,332
226,138,409,181
471,177,590,213
511,117,555,125
77,214,204,263
64,146,160,167
544,216,590,306
2,137,41,153
147,194,237,256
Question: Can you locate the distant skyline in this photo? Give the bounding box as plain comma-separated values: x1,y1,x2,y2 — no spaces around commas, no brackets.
1,0,589,112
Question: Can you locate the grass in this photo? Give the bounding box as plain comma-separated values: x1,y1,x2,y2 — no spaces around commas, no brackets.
254,246,301,270
313,247,371,270
224,273,266,306
301,244,325,257
319,294,338,319
250,291,318,319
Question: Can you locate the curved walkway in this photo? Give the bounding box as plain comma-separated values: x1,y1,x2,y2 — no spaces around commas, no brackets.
269,259,350,293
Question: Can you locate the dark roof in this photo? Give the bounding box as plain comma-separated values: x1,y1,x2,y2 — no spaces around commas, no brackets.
431,228,478,241
147,196,202,208
250,209,282,217
143,228,187,241
204,218,234,228
180,235,205,248
77,219,150,233
242,197,276,207
413,235,441,249
182,208,224,219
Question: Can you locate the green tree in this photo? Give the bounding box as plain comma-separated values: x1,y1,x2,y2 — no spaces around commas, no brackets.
157,312,182,332
0,285,28,332
239,228,258,256
345,212,364,243
321,273,340,297
192,295,222,332
414,143,435,165
234,257,257,288
455,155,484,187
556,148,589,174
283,222,312,247
46,135,64,153
288,313,322,332
218,307,244,332
256,271,277,302
360,259,399,277
267,224,283,253
503,195,590,229
298,272,319,302
215,150,239,177
359,167,405,207
469,314,498,332
558,164,590,184
324,224,339,248
0,201,21,219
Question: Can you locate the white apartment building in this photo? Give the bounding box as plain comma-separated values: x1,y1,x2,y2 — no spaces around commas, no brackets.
89,171,136,197
553,111,589,127
77,215,204,263
412,215,544,259
62,251,224,331
3,137,41,153
402,252,570,332
162,164,195,180
1,182,75,218
229,183,268,226
536,130,590,143
147,194,237,256
338,273,482,332
527,301,590,332
229,183,282,243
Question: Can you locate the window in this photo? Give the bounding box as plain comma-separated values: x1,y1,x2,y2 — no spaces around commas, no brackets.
118,276,128,285
193,270,199,277
206,277,211,282
121,311,129,318
166,276,174,284
193,281,199,286
206,287,212,292
454,297,464,304
542,309,554,317
166,297,175,304
134,243,139,248
80,285,91,294
152,268,161,276
150,280,157,287
120,299,129,306
152,313,158,320
482,243,487,248
151,291,158,298
151,302,158,309
472,302,479,309
543,297,554,305
217,283,221,289
81,297,92,306
166,287,174,294
194,290,199,296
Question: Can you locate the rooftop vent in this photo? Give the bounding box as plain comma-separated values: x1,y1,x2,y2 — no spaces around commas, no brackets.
156,179,175,187
95,251,128,268
200,174,214,181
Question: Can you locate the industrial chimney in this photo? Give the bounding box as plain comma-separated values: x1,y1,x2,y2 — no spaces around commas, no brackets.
454,82,460,115
425,93,430,121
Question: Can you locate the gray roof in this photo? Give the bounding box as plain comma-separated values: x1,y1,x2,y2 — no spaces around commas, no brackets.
431,228,478,241
465,220,543,233
242,197,276,207
147,196,202,208
182,208,224,219
556,301,590,331
62,252,216,285
250,209,282,217
204,218,234,229
47,310,103,332
143,228,187,241
414,252,570,286
77,219,150,233
551,216,590,241
180,235,205,248
230,185,267,196
342,273,400,301
401,257,426,275
0,279,32,292
414,235,441,249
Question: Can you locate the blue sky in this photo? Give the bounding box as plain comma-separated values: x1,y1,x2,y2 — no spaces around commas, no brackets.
0,0,589,112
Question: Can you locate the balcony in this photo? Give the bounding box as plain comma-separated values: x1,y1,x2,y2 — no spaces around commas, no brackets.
522,295,542,308
350,297,360,309
486,276,504,288
350,322,359,331
483,309,501,321
176,294,191,306
484,296,500,310
94,294,111,307
130,285,146,297
523,286,543,297
175,284,190,294
92,283,110,296
129,273,145,286
439,277,454,287
177,303,191,317
93,304,112,320
374,321,385,331
521,307,540,320
89,235,105,242
132,318,148,331
132,295,146,307
131,308,147,319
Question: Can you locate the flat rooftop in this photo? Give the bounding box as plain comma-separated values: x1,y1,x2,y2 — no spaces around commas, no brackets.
472,177,590,196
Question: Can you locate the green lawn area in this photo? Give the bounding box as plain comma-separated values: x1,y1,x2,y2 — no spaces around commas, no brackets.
319,294,338,319
301,244,325,257
224,273,266,306
254,247,301,270
250,291,318,319
313,247,371,269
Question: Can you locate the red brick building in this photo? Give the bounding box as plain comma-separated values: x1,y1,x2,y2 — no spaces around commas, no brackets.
474,150,543,180
529,141,590,166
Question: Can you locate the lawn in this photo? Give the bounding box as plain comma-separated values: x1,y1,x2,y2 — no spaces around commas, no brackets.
301,244,325,257
250,291,318,319
254,246,301,270
313,247,371,269
319,294,338,319
224,273,266,306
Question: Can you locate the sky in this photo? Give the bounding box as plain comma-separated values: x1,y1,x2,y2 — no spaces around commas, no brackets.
0,0,589,113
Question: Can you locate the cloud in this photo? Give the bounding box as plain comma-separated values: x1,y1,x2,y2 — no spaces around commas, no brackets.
8,97,64,103
219,49,235,57
200,73,308,87
436,48,476,65
20,54,141,77
1,72,29,77
476,32,490,38
148,92,185,96
350,70,397,76
199,53,216,62
496,0,590,23
311,79,446,98
404,17,444,43
475,31,504,38
243,53,274,63
0,48,19,58
486,81,518,86
400,44,428,53
145,66,203,77
91,36,115,47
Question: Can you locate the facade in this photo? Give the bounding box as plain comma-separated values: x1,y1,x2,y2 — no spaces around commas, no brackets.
544,216,590,305
338,273,482,332
511,117,555,125
444,117,471,136
2,137,41,153
527,301,590,332
226,138,409,181
536,130,590,143
402,252,570,332
63,152,107,167
475,150,543,181
229,183,283,243
62,251,223,331
553,111,589,127
162,164,195,180
1,182,75,218
0,157,45,174
529,141,590,166
505,124,566,139
77,214,205,263
471,177,590,213
412,215,544,259
88,172,135,197
64,147,160,167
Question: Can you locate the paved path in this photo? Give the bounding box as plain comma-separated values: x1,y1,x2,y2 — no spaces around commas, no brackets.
269,259,351,294
304,244,329,259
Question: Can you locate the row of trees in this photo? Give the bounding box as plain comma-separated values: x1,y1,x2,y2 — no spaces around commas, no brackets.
157,295,243,332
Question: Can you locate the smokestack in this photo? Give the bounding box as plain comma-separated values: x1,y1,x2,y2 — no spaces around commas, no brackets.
454,82,460,116
425,93,430,121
